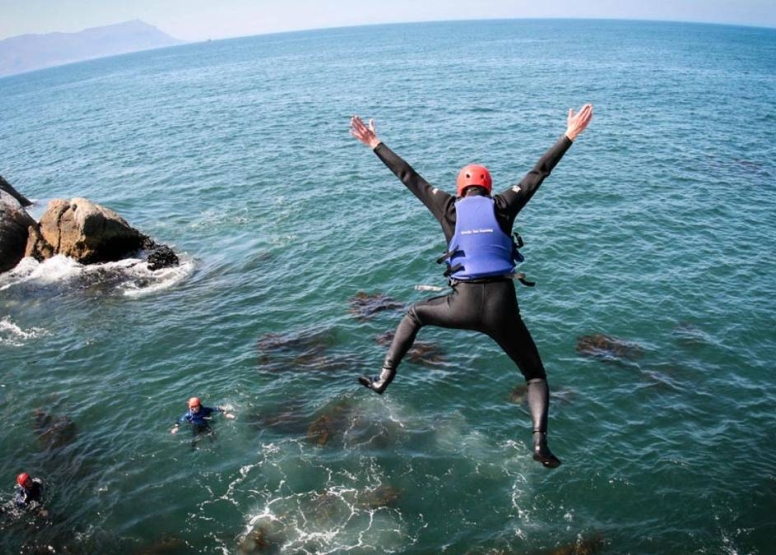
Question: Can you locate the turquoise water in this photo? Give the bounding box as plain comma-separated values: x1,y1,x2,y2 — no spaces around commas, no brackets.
1,18,775,554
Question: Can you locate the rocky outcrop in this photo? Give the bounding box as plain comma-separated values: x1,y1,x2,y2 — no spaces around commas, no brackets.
0,190,37,273
0,177,179,273
38,198,146,264
0,174,32,206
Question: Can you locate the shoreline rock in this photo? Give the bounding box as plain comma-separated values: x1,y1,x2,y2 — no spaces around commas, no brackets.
0,174,32,207
0,190,38,273
0,178,179,274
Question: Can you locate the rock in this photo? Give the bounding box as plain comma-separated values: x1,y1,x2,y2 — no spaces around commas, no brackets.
0,175,32,207
246,399,311,435
237,527,282,554
38,198,147,264
349,291,404,319
256,328,343,371
376,330,444,366
33,409,77,449
575,333,642,361
509,383,529,404
544,533,605,555
0,190,38,273
307,398,359,446
509,384,574,405
24,223,55,261
132,535,190,555
144,241,179,271
237,524,285,555
358,485,402,509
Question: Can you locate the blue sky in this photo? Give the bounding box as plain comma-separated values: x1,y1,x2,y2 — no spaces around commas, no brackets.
1,0,775,41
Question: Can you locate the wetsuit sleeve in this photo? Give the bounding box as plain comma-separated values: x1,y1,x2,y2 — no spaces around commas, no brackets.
373,143,456,234
178,413,190,424
15,488,26,507
201,406,219,417
494,135,573,223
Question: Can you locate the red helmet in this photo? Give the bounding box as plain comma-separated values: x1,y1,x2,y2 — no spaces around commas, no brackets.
17,472,31,487
188,397,201,408
456,164,492,197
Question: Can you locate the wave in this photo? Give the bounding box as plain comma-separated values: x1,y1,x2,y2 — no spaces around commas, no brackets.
0,315,48,346
0,254,195,298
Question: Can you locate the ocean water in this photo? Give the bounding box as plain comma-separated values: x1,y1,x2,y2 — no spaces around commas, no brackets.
1,18,775,554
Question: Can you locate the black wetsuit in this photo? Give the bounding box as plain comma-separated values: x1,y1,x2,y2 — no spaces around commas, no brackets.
15,479,44,509
373,136,571,381
364,135,574,467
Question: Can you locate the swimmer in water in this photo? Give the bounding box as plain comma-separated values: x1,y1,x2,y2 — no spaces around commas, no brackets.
14,472,48,518
171,397,235,449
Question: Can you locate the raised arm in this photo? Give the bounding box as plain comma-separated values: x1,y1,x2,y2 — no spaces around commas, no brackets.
350,115,382,150
565,103,594,141
350,116,455,228
496,103,594,219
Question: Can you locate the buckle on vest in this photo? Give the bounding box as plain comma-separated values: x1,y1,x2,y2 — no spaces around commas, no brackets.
443,263,463,277
436,246,458,265
513,272,535,287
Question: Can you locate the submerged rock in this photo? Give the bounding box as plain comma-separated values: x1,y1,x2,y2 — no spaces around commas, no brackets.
376,330,444,366
33,409,77,449
307,398,363,446
509,384,574,406
672,321,713,345
257,328,336,359
237,526,283,554
132,535,190,555
349,291,404,319
544,533,605,555
306,397,396,449
357,485,402,509
307,402,353,446
256,327,360,372
246,401,311,435
575,334,642,361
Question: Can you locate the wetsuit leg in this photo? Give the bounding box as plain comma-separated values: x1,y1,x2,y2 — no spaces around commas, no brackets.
477,281,560,468
526,378,561,468
478,281,546,381
360,287,480,394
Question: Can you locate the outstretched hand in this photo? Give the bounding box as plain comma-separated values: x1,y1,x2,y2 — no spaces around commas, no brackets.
565,103,594,141
350,116,381,149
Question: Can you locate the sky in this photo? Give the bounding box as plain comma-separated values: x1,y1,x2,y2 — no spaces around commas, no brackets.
1,0,775,41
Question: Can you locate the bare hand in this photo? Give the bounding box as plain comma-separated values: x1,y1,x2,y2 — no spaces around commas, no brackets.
565,103,594,141
225,413,236,419
350,116,381,149
170,425,179,434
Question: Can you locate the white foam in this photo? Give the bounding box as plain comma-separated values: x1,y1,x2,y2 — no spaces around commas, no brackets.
119,257,195,297
0,254,195,297
0,316,48,346
0,255,81,290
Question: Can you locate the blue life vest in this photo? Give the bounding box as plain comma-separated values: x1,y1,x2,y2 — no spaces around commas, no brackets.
445,196,517,280
180,406,220,427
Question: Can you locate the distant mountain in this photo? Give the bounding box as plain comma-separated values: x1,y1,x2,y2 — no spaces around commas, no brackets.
0,20,185,77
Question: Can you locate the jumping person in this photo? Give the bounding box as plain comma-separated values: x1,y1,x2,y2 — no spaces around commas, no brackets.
349,104,593,468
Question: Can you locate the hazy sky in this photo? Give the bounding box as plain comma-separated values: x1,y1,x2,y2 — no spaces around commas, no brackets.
1,0,775,41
